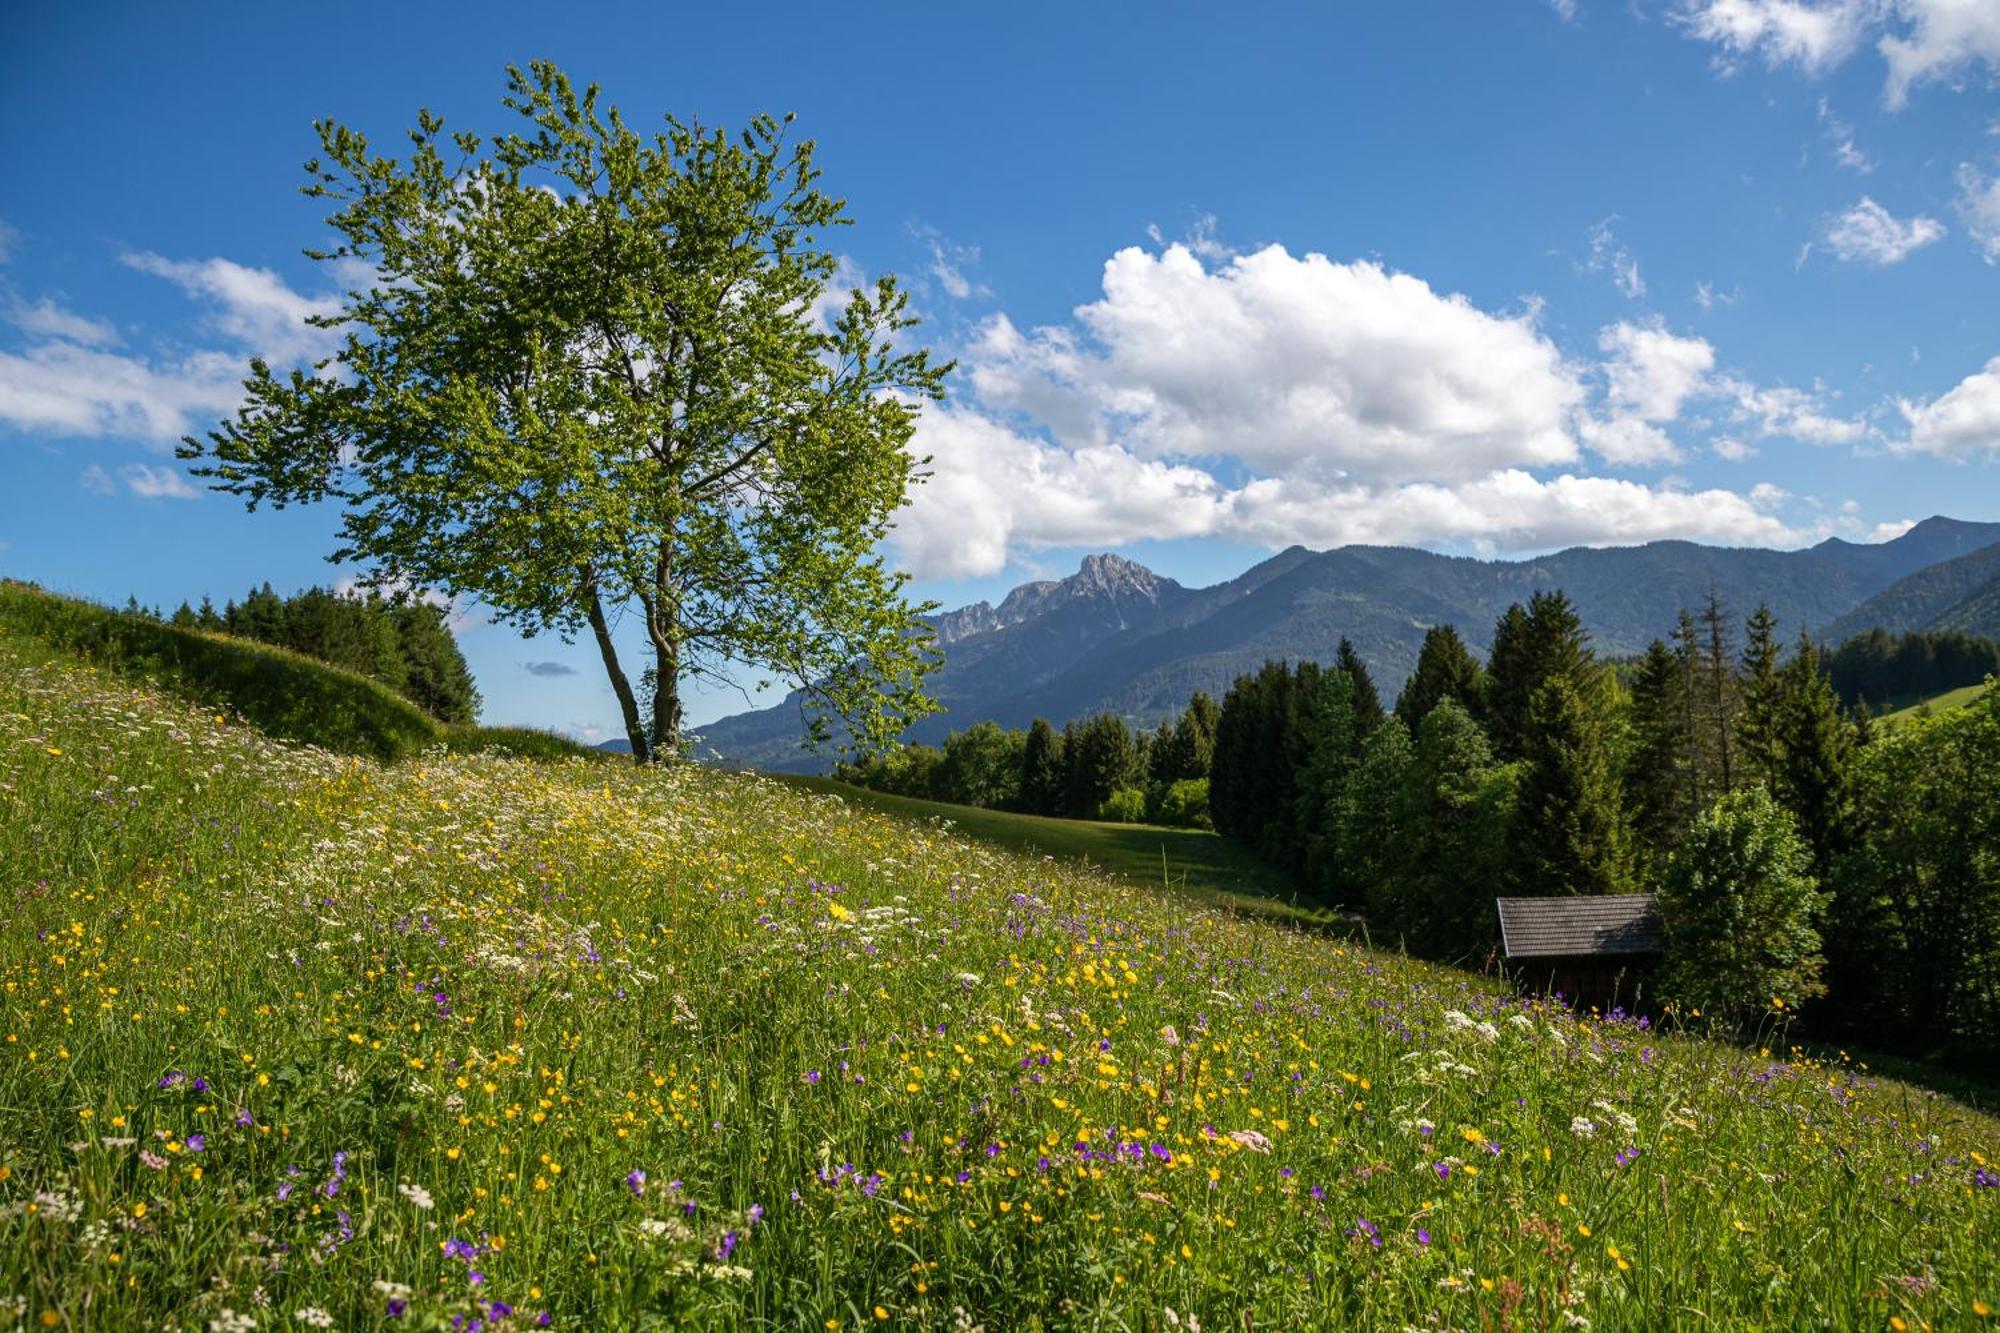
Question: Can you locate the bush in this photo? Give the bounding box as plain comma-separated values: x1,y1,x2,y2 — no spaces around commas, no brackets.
1152,777,1212,829
1096,786,1149,823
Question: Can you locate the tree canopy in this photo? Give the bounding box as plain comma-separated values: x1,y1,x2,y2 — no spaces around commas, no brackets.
184,62,949,762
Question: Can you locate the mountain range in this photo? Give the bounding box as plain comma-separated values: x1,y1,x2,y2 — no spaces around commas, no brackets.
694,516,2000,772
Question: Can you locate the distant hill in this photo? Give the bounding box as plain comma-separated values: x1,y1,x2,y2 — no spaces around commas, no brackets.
1822,540,2000,643
699,516,2000,772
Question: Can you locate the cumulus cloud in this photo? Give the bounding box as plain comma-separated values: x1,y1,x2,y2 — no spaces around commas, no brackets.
1672,0,2000,106
888,242,1848,576
1957,163,2000,262
1820,197,1946,264
1895,354,2000,459
972,243,1584,485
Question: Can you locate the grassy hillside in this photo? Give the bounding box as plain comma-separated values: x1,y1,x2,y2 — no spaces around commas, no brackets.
0,581,600,765
1877,679,1995,726
770,774,1336,931
1,642,1996,1329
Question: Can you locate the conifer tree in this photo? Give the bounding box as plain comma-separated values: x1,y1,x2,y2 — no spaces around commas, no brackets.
1385,700,1512,957
1626,637,1693,866
1394,623,1484,733
1737,603,1783,790
1486,591,1592,760
1335,639,1384,736
1345,717,1413,916
1772,631,1854,888
1019,718,1064,816
1506,677,1632,896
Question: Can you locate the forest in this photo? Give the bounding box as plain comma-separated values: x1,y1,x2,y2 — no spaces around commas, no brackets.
837,599,2000,1053
122,583,483,724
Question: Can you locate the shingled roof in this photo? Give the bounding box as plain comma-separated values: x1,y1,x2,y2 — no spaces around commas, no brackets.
1496,895,1663,959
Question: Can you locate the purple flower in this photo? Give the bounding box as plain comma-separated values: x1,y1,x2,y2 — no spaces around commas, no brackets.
1433,1161,1450,1181
1974,1167,1998,1189
387,1299,408,1318
1349,1217,1382,1249
1417,1228,1432,1247
715,1230,739,1260
1311,1185,1326,1201
625,1170,646,1197
158,1071,185,1089
234,1109,252,1128
185,1134,206,1153
747,1204,764,1225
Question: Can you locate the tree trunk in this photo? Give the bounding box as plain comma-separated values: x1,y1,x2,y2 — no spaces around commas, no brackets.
580,566,650,765
646,536,682,756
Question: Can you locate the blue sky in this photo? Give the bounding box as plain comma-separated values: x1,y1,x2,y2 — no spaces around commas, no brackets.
2,0,1997,738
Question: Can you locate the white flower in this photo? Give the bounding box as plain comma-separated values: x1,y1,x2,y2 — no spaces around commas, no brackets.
955,972,982,987
1444,1009,1475,1031
372,1281,413,1300
209,1312,258,1333
398,1182,434,1210
295,1309,334,1329
1570,1116,1597,1137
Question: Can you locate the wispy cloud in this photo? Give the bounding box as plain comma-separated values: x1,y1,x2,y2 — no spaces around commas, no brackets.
523,661,579,678
1819,196,1946,265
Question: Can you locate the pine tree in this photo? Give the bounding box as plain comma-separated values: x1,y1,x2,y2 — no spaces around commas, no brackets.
1019,718,1064,815
169,601,198,627
1486,602,1536,759
1506,678,1632,896
1394,623,1484,733
1159,691,1218,783
195,595,222,629
1699,587,1739,791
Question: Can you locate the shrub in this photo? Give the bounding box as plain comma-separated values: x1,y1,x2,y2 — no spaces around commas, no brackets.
1096,786,1149,823
1153,777,1212,829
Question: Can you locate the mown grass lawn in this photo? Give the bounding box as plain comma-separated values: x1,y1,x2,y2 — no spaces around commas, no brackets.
2,637,1996,1330
767,775,1343,933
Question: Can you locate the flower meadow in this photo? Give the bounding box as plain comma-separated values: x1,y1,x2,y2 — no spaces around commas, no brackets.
1,642,1996,1331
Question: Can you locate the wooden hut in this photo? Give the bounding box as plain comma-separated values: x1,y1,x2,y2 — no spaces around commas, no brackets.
1496,894,1663,1011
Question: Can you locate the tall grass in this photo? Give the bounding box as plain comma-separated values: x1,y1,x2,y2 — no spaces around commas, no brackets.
0,640,1995,1330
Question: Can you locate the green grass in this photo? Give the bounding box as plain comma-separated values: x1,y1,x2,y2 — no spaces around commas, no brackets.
1,639,1996,1330
0,581,608,767
770,774,1343,932
1876,679,1995,726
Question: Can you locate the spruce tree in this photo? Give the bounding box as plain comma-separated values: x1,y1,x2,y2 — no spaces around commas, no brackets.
1737,603,1783,790
1344,717,1413,916
1020,719,1064,816
1485,602,1536,759
1292,668,1360,900
1506,677,1631,896
1394,623,1484,733
1388,700,1511,958
1772,632,1854,888
1335,639,1384,736
1626,637,1693,868
1487,591,1592,760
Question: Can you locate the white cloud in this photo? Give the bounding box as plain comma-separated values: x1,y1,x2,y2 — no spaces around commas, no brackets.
1816,97,1874,171
0,254,343,444
1585,217,1646,299
1548,0,1579,19
1820,196,1947,264
79,463,116,495
891,236,1877,576
1693,281,1740,311
0,340,245,442
1673,0,1873,76
1880,0,2000,108
1672,0,2000,106
1717,374,1869,443
1868,517,1919,540
1599,320,1717,422
972,242,1585,486
914,229,986,302
0,221,18,264
331,574,485,635
1957,163,2000,262
1713,435,1759,460
8,297,118,347
120,252,340,364
1895,353,2000,458
119,463,200,500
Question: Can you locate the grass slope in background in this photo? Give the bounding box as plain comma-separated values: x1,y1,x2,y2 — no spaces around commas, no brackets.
1877,679,1996,726
2,639,1994,1329
0,580,599,764
772,773,1342,932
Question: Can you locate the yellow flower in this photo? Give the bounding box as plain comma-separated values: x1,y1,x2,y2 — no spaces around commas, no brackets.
874,1308,889,1322
827,900,854,922
1577,1223,1591,1238
1970,1301,1990,1318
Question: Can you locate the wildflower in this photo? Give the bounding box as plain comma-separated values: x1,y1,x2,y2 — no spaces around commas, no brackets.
139,1151,167,1171
1570,1117,1596,1138
1416,1228,1431,1247
296,1309,334,1328
185,1134,206,1153
625,1169,646,1196
398,1182,434,1210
